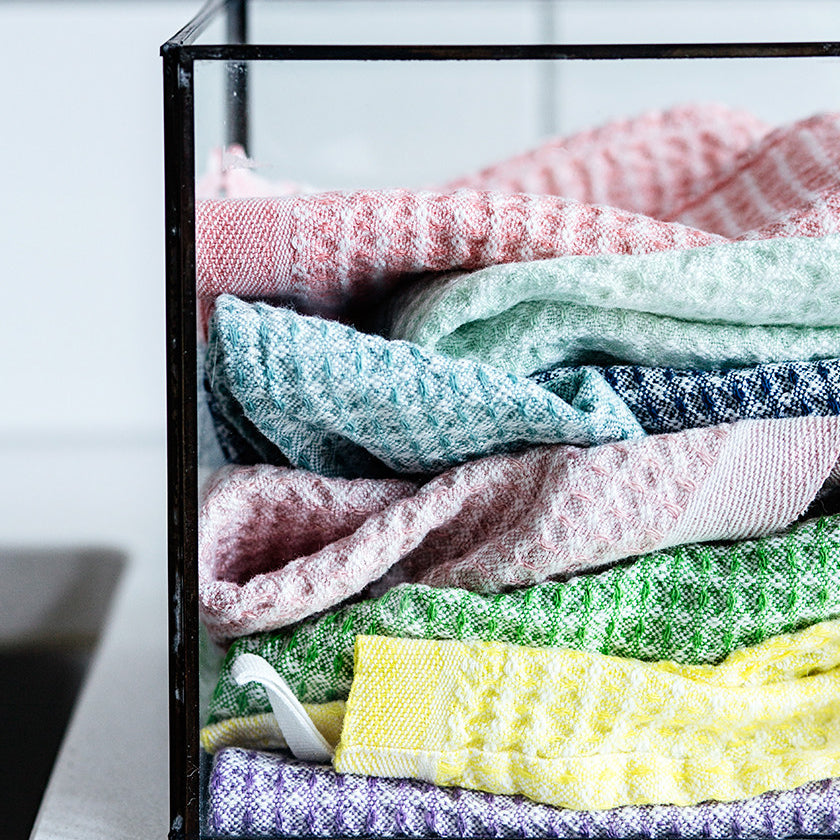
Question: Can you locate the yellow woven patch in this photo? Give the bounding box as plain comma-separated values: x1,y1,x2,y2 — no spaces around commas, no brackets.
333,623,840,810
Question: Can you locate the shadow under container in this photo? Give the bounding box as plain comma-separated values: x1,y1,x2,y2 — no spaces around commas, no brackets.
162,1,840,837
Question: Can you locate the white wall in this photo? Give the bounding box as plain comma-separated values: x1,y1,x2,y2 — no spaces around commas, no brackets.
0,2,198,444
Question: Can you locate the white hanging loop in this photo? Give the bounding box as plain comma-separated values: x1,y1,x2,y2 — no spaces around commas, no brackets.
231,652,334,763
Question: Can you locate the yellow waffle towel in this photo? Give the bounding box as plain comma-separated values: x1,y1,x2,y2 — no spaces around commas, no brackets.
200,701,346,754
333,622,840,810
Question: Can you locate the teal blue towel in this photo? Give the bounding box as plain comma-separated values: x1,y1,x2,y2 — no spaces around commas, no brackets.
205,295,644,478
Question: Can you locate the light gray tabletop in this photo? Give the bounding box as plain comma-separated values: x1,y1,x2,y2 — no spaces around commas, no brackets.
3,441,170,840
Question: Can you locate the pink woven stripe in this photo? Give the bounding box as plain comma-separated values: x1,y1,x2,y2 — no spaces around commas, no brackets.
196,112,840,318
199,416,840,643
444,103,769,219
670,114,840,236
196,191,720,309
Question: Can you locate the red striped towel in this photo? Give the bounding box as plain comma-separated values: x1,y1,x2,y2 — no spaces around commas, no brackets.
196,103,797,319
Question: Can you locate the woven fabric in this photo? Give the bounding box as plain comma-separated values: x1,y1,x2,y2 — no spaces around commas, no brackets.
405,299,840,374
201,704,346,755
205,295,644,476
390,233,840,343
334,624,840,809
194,105,765,327
202,713,297,755
196,188,721,319
199,416,840,642
443,103,769,219
208,748,840,839
386,234,840,374
204,513,840,719
532,358,840,435
197,112,840,319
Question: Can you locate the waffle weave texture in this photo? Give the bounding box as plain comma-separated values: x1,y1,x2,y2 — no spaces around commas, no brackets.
199,416,840,642
207,748,840,839
385,234,840,374
197,111,840,320
195,105,766,329
442,104,769,216
204,513,840,721
333,625,840,809
534,358,840,434
205,295,643,476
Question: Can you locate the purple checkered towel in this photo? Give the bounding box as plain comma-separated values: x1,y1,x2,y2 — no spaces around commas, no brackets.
207,748,840,838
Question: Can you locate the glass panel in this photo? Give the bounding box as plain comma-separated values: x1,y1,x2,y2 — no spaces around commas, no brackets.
184,8,840,836
246,60,546,189
555,57,840,135
195,54,840,191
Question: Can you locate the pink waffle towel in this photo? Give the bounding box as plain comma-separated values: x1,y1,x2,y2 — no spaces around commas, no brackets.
441,103,768,219
199,416,840,642
196,103,779,316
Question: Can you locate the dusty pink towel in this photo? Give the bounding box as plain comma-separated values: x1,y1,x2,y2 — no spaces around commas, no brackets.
196,104,783,316
199,416,840,642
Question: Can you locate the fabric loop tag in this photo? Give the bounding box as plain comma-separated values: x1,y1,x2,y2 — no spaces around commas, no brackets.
231,653,334,763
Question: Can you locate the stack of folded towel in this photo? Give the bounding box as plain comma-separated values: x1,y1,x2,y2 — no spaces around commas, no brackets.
196,103,840,838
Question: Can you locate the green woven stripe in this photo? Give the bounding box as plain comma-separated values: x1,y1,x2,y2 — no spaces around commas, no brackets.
207,514,840,723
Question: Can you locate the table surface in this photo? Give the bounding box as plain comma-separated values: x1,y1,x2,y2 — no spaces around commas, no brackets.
4,440,169,840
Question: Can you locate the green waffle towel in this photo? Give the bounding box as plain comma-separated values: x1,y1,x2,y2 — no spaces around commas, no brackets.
207,513,840,721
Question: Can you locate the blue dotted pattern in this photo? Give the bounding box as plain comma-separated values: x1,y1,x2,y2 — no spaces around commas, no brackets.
532,359,840,434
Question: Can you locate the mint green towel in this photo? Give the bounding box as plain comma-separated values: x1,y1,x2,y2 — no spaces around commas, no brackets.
386,235,840,374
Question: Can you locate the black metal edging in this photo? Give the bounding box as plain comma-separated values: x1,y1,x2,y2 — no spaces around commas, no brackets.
163,45,200,840
161,0,840,62
165,0,227,49
162,2,232,837
176,40,840,62
226,0,249,149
